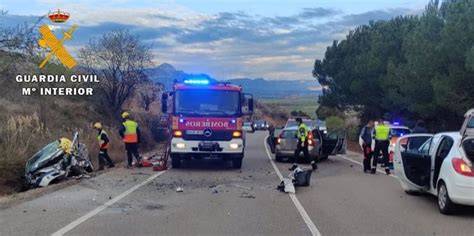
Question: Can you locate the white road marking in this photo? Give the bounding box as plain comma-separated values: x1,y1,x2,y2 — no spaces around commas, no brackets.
51,170,168,236
336,154,399,179
264,136,321,236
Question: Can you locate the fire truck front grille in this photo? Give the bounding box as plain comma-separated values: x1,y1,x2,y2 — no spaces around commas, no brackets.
182,131,233,141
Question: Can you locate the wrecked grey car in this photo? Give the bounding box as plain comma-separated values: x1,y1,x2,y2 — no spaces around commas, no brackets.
24,132,94,188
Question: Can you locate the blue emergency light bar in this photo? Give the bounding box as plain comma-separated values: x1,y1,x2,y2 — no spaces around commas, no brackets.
183,79,210,85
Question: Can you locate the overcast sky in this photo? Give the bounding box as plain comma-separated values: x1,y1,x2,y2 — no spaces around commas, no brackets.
0,0,428,80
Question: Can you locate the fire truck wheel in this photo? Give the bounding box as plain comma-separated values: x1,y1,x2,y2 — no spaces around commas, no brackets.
232,158,243,169
171,155,181,169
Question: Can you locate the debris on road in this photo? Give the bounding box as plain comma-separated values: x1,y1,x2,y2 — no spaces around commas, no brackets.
175,187,184,192
230,184,252,191
277,178,295,193
277,166,312,193
240,192,256,199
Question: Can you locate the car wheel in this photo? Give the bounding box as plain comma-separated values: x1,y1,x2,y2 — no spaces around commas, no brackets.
275,154,283,162
171,155,181,169
232,158,243,169
437,181,456,215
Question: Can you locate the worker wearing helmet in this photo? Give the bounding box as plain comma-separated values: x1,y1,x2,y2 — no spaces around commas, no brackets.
119,112,142,168
94,122,115,170
372,119,391,175
290,117,318,171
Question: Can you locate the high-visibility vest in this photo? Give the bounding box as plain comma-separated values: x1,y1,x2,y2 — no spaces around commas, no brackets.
123,119,138,143
297,123,309,142
374,124,390,141
97,129,110,149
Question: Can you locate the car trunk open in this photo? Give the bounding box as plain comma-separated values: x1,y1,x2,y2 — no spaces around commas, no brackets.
461,109,474,162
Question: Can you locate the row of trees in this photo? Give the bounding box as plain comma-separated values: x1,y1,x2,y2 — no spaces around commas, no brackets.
313,0,474,131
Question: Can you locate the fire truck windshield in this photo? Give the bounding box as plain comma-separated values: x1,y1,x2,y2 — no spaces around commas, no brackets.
175,89,240,117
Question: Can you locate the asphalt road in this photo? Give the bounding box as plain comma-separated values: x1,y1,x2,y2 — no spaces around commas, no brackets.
1,132,473,236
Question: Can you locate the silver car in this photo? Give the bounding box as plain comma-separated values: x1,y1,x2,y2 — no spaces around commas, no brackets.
273,127,346,162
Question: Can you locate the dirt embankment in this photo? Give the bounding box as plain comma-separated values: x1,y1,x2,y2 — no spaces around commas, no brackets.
0,59,162,196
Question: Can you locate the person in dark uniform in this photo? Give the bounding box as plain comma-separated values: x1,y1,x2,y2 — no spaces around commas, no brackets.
359,120,374,173
268,123,276,152
412,120,427,133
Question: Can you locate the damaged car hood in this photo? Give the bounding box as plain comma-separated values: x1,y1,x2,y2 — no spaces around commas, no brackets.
25,140,64,174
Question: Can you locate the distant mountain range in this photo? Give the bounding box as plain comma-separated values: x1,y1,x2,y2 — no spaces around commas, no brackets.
145,63,321,99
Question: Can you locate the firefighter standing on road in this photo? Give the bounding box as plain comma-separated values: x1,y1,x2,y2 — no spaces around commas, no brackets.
119,112,142,169
359,120,374,173
94,122,115,170
372,119,391,175
290,118,318,171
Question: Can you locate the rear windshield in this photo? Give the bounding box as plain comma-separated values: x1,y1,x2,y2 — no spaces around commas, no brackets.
285,120,314,128
281,130,297,138
463,138,474,161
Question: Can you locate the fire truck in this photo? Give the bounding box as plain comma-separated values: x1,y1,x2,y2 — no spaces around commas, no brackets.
161,78,254,169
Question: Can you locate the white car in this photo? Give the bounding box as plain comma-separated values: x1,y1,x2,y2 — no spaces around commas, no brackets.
394,113,474,214
243,122,254,133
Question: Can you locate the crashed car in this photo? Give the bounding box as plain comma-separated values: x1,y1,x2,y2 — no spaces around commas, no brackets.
24,132,94,189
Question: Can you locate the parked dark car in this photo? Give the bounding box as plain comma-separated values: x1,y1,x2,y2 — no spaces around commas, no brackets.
254,119,268,131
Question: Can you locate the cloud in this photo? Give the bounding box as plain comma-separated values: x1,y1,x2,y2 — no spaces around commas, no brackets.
339,8,411,26
298,7,341,18
0,5,420,81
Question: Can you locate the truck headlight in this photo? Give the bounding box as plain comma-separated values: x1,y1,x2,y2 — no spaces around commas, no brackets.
229,143,240,149
175,143,186,149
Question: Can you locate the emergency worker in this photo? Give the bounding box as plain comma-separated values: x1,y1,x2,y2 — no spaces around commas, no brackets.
94,122,115,170
268,123,276,152
372,119,391,175
359,120,374,173
289,118,318,171
119,112,141,168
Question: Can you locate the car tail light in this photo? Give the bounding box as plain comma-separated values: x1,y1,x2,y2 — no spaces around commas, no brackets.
173,130,183,137
307,133,315,146
277,138,281,144
452,158,474,177
232,131,242,138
